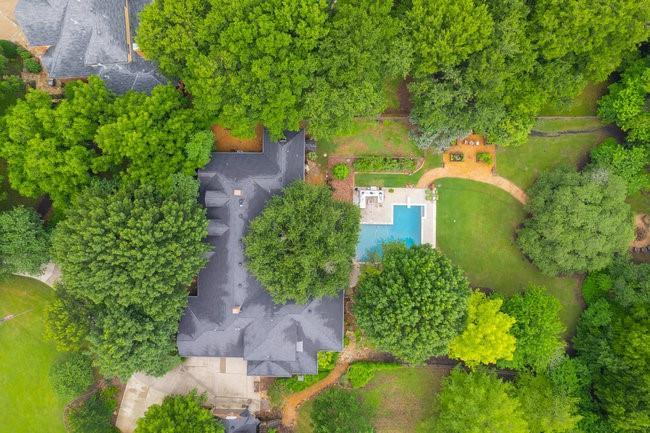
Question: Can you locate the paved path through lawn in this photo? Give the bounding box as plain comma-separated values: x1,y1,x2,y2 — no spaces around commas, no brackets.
416,168,528,204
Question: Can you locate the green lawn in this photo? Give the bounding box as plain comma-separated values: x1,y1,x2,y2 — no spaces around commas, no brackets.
0,276,66,433
497,118,613,190
295,366,448,433
539,81,608,116
435,178,583,334
628,191,650,215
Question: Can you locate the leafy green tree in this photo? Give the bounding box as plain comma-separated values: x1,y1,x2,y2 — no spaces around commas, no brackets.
516,373,582,433
517,168,633,276
499,286,566,372
0,76,24,115
0,206,49,275
354,243,470,364
433,368,528,433
0,78,213,210
244,181,359,304
448,291,516,368
51,178,209,378
406,0,493,76
598,55,650,145
581,271,614,306
49,352,94,401
608,258,650,308
0,79,112,207
135,391,224,433
310,387,373,433
590,138,650,194
93,85,212,187
138,0,329,138
304,0,408,139
44,289,90,352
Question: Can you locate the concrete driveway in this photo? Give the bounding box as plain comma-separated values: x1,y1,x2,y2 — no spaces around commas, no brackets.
0,0,27,45
116,357,265,433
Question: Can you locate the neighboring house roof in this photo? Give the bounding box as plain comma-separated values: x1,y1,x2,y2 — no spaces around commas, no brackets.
220,409,260,433
14,0,165,94
178,130,345,377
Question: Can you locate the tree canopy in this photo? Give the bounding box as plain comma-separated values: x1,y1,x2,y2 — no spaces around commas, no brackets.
310,387,373,433
598,54,650,146
135,392,224,433
49,177,209,378
354,243,470,364
433,368,528,433
448,291,516,368
590,138,650,195
499,286,566,372
244,181,359,304
517,168,633,276
0,206,49,275
0,77,212,209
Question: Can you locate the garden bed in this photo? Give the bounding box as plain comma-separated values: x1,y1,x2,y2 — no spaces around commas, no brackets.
353,156,418,173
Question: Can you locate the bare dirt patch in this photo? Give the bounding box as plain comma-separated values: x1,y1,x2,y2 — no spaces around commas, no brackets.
212,124,263,152
327,156,354,202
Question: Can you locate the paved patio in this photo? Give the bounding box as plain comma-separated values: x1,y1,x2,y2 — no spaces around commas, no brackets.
116,357,264,433
355,187,436,247
0,0,27,45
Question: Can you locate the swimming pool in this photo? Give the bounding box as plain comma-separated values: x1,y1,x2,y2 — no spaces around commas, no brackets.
356,205,423,261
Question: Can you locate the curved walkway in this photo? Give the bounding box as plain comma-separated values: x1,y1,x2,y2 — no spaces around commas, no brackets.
416,168,528,204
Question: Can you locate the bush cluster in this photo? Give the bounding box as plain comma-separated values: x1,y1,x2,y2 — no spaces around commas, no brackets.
332,163,350,180
346,361,401,388
49,352,94,401
353,156,417,172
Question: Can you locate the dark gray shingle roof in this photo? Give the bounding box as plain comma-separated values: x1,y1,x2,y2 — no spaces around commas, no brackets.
220,410,259,433
178,130,345,377
15,0,165,94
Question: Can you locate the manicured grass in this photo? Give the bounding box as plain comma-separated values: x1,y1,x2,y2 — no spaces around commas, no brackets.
356,366,447,433
539,81,608,116
497,119,613,190
383,78,402,111
628,191,650,214
0,276,66,433
435,178,582,334
531,117,605,133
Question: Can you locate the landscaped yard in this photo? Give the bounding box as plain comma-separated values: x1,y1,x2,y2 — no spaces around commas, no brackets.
435,178,583,334
497,118,615,190
0,276,66,433
295,366,448,433
539,81,608,116
316,119,442,188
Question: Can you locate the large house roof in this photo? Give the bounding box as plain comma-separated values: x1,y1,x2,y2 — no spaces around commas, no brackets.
15,0,165,94
178,130,344,377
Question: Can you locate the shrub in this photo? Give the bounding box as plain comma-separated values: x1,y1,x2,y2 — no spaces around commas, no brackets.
581,271,612,305
17,47,31,60
317,351,339,371
477,152,492,164
332,163,349,180
0,40,19,57
67,387,119,433
449,152,464,162
311,388,373,433
23,58,42,73
49,352,94,401
353,156,417,172
346,361,401,388
307,151,318,161
590,138,649,195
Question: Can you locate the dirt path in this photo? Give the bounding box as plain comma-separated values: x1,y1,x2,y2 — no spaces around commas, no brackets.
416,168,528,204
280,361,350,427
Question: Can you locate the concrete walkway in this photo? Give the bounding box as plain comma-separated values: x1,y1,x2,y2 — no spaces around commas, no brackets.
0,0,27,45
416,168,528,204
17,262,61,287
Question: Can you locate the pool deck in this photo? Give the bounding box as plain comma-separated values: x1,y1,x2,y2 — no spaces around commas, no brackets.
356,187,436,247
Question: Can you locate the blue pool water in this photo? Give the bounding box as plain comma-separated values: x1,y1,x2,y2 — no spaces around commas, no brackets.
356,205,423,261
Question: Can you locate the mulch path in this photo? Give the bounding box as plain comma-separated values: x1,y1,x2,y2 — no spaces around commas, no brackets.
327,156,354,202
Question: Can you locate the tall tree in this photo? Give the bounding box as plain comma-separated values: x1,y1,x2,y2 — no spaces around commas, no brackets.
135,392,224,433
499,286,566,372
448,291,516,368
354,243,470,364
433,368,529,433
50,177,209,378
304,0,408,139
0,206,49,275
517,168,633,276
590,138,650,195
137,0,329,138
244,181,359,304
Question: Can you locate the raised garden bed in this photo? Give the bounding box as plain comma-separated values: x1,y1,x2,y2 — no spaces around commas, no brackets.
449,152,464,162
353,156,418,173
476,152,492,164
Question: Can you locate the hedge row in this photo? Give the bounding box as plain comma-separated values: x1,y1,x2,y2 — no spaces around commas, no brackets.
352,156,417,173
